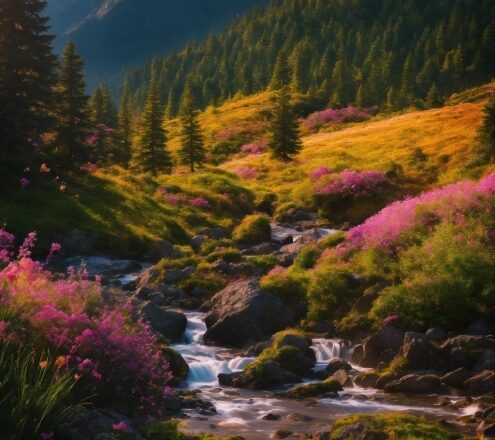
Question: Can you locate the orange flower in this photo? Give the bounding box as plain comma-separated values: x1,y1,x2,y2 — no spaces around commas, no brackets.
39,360,48,369
55,356,66,369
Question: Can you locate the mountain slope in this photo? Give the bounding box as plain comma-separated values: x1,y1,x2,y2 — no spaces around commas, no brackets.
47,0,268,89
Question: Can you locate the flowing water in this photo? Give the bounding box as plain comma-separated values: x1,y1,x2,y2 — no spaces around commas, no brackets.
172,312,472,440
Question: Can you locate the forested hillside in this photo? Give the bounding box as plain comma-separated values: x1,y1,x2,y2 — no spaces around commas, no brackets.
127,0,495,115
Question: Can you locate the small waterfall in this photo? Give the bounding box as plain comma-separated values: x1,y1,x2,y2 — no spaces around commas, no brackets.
311,338,353,372
173,312,255,386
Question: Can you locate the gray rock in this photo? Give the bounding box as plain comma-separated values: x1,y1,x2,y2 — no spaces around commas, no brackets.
464,370,495,396
475,350,495,372
204,278,295,346
191,235,209,247
384,374,443,394
164,266,195,283
137,303,187,342
359,326,404,368
426,328,447,342
275,333,313,352
400,331,437,369
224,360,300,389
326,358,352,375
441,335,495,369
243,242,277,255
441,367,474,388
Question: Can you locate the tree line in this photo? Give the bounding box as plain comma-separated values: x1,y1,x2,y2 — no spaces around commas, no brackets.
0,0,207,186
125,0,495,116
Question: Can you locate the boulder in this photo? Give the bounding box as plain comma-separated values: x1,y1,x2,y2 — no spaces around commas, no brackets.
425,328,447,342
354,371,379,388
384,374,443,394
326,358,352,375
204,278,295,346
282,378,342,399
464,370,495,396
441,367,474,389
242,242,277,255
222,360,300,389
191,235,208,247
164,266,195,283
275,333,313,353
331,422,387,440
359,326,404,368
474,350,495,372
441,335,495,369
400,331,437,370
136,303,187,342
162,347,189,384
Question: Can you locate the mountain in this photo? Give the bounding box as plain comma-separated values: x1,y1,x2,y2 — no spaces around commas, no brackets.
46,0,268,90
126,0,495,115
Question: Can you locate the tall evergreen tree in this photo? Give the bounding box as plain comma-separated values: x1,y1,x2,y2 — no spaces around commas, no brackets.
132,60,171,176
479,94,495,158
53,41,90,169
268,86,302,161
0,0,56,183
269,53,290,90
178,85,205,173
117,80,133,167
425,83,442,108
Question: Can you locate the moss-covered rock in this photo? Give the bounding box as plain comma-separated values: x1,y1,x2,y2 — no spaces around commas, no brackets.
282,378,343,399
162,348,189,384
328,414,460,440
143,420,245,439
232,214,271,244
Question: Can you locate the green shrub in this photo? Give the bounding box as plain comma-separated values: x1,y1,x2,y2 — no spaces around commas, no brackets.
178,272,227,295
232,214,271,244
329,414,458,440
246,254,278,270
371,222,495,331
307,266,353,321
0,343,86,439
199,239,235,255
205,247,242,263
319,231,347,248
294,246,322,269
260,269,309,305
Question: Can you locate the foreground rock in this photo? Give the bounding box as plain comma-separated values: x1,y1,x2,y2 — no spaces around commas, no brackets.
135,302,187,342
281,378,343,399
384,373,444,394
203,278,295,346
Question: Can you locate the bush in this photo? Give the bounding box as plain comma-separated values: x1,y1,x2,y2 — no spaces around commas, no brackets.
371,221,495,331
307,266,353,321
294,246,322,269
178,272,227,296
260,267,309,305
246,254,278,271
319,231,347,248
232,214,271,244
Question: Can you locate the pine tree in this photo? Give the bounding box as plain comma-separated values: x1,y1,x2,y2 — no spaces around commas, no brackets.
178,85,205,173
132,60,171,176
269,53,290,90
425,83,442,108
0,0,56,183
53,41,90,170
385,86,397,112
268,86,302,161
117,80,132,167
479,94,495,158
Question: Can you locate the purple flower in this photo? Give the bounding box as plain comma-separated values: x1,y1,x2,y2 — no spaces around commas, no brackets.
50,243,62,254
112,421,130,432
189,197,211,209
20,177,30,188
383,315,400,325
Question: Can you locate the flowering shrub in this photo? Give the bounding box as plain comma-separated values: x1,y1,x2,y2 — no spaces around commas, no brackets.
189,197,211,209
303,106,376,132
0,232,173,415
240,141,267,156
80,162,98,173
234,166,258,180
310,166,331,181
314,170,387,198
344,171,495,253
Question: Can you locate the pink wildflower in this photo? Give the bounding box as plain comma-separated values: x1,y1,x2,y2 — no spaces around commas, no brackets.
112,421,130,433
80,163,98,173
189,197,211,209
20,177,30,188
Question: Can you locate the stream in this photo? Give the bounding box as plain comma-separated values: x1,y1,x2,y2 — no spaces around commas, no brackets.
172,312,475,440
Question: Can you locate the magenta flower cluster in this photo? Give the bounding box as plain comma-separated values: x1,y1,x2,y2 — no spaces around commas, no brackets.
313,169,387,198
158,189,211,210
303,106,375,132
240,141,267,156
344,172,495,253
234,166,258,180
0,232,173,415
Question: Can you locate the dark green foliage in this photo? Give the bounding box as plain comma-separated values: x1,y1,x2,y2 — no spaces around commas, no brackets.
89,84,119,165
268,87,302,161
0,0,56,184
126,0,495,115
294,246,322,269
132,60,172,175
260,269,309,306
232,214,271,244
53,41,91,169
0,343,85,439
117,78,133,167
479,94,495,158
425,83,443,108
178,85,206,172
